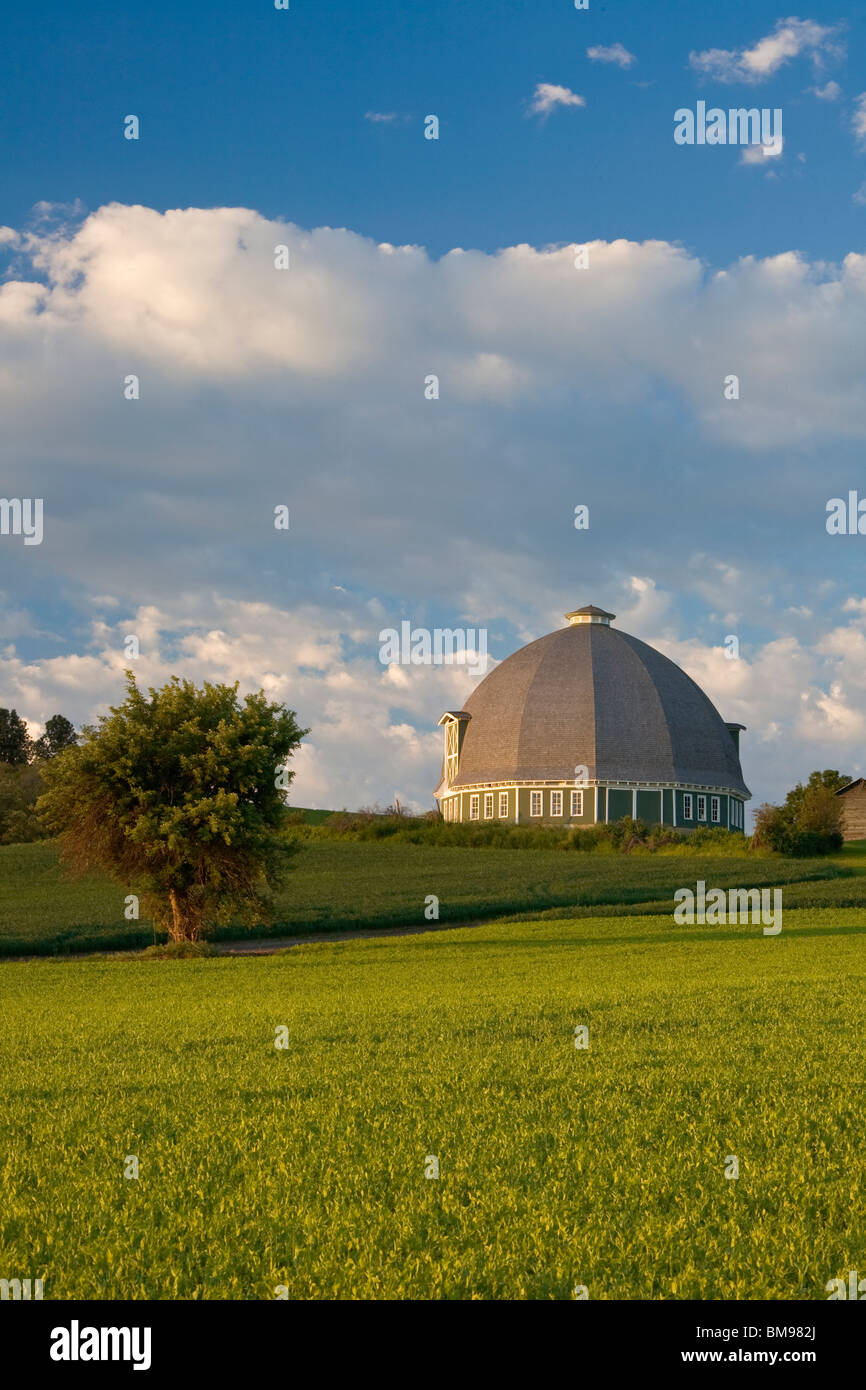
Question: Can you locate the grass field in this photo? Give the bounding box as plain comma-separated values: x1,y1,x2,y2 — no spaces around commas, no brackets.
2,907,864,1299
0,838,860,955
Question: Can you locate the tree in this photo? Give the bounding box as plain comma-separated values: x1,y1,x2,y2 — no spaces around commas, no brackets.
37,673,309,942
0,763,46,844
33,714,78,760
752,769,848,856
0,708,32,765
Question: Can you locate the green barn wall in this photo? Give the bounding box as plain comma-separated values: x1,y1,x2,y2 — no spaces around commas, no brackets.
636,789,662,824
446,785,744,831
607,789,633,822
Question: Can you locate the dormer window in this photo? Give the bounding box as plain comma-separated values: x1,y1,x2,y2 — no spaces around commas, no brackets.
445,720,458,784
437,711,471,789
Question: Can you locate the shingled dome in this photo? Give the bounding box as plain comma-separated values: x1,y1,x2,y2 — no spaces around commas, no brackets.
435,606,750,832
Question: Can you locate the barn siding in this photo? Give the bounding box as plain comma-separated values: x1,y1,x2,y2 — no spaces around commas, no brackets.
839,784,866,840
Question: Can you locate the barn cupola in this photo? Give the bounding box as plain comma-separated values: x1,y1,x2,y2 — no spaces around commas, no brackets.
565,605,615,627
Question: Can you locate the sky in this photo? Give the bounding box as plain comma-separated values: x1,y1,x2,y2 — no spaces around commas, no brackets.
1,2,866,817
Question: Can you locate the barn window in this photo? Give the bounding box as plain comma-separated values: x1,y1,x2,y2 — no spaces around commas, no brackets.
530,791,542,816
683,794,693,820
697,795,706,821
484,793,494,818
499,791,509,818
469,794,479,820
571,789,583,816
445,720,459,786
711,796,720,823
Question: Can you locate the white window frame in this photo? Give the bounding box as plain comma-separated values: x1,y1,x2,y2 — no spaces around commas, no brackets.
469,794,479,821
530,790,543,817
498,791,509,818
697,795,706,822
550,790,563,816
571,789,583,817
484,792,494,819
710,796,720,824
683,793,693,821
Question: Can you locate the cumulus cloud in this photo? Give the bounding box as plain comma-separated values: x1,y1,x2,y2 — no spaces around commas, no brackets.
528,83,586,117
690,17,845,84
740,138,784,165
852,93,866,144
0,593,488,813
2,203,866,809
6,577,866,818
810,79,841,100
586,44,635,69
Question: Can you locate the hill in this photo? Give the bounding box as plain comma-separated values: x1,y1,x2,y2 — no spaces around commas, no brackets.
0,837,862,956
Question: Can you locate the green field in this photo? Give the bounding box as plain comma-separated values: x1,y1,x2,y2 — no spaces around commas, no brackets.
2,907,864,1299
0,838,861,955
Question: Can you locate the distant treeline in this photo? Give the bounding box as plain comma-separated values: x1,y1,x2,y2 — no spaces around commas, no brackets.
0,710,77,844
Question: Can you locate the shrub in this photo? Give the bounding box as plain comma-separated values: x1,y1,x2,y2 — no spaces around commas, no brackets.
752,779,844,857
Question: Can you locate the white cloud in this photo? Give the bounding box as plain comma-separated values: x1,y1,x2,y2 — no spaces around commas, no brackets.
690,18,844,84
2,205,866,810
852,92,866,145
528,83,586,117
6,582,866,817
810,80,841,100
0,595,488,814
586,44,635,69
740,138,784,165
3,206,864,453
364,111,404,124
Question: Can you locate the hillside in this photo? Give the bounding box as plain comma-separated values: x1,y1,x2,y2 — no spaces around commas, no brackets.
0,837,862,956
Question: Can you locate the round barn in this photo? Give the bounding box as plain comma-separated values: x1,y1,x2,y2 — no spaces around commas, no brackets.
435,605,750,831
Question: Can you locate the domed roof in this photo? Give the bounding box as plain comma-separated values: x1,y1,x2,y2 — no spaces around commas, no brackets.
444,613,749,795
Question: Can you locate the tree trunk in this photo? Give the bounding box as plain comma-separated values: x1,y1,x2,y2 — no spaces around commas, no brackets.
168,889,201,942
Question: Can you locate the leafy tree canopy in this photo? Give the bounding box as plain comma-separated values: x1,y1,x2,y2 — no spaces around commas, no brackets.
0,708,33,765
38,673,309,941
33,714,78,760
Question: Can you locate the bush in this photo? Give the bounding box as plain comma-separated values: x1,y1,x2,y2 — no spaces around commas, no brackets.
752,781,844,857
289,810,754,856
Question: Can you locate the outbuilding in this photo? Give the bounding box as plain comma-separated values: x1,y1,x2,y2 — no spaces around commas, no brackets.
835,778,866,840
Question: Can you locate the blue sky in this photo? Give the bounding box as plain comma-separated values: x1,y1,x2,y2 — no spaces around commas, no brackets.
2,0,864,262
1,3,866,814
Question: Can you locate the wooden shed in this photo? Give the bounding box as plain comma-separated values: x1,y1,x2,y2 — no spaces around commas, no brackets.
835,778,866,840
